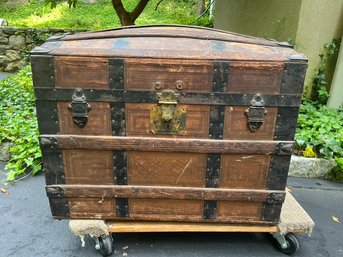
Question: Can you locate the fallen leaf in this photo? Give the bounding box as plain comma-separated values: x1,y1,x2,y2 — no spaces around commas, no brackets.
0,188,8,195
333,216,341,224
286,187,292,193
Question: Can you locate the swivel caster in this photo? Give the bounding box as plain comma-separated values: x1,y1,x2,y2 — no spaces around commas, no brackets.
95,235,114,256
272,232,300,255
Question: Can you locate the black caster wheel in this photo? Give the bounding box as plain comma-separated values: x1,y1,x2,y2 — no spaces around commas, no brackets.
95,235,114,256
275,233,300,255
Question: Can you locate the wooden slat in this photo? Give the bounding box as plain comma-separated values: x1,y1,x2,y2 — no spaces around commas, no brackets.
46,185,285,202
40,135,294,155
107,221,280,233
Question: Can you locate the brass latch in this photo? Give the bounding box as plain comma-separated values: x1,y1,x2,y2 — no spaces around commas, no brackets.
150,90,186,134
245,94,267,133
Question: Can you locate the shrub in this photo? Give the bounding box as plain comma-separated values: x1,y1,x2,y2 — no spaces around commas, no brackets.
295,100,343,180
0,66,42,184
296,100,343,158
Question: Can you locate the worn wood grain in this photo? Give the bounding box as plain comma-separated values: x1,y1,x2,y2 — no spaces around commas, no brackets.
128,152,206,187
129,199,203,217
217,201,262,221
41,135,293,155
46,185,285,202
61,25,279,46
68,198,115,219
125,58,212,92
107,221,281,233
47,25,306,62
228,62,284,94
63,150,113,185
55,56,109,88
220,154,271,189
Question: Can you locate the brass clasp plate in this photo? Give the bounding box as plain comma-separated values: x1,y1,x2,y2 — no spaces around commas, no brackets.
150,90,186,134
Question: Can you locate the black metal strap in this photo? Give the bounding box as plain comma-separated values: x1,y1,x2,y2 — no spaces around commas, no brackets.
34,88,302,107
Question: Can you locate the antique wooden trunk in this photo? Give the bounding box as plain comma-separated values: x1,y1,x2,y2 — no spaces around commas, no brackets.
31,25,307,225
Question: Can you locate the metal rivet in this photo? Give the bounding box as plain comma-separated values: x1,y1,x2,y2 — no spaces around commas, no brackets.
214,68,218,72
219,135,223,138
209,134,212,138
212,81,217,86
206,168,210,171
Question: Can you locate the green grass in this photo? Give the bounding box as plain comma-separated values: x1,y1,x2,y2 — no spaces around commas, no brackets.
0,0,207,30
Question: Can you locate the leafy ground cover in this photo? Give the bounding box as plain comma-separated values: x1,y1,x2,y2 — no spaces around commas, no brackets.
0,66,41,184
295,100,343,181
0,0,211,30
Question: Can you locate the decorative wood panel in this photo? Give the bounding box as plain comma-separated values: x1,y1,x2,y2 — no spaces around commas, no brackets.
55,56,109,88
126,103,210,138
128,152,206,187
125,58,212,92
228,62,284,94
217,201,262,221
57,102,112,135
68,198,115,218
224,106,277,140
63,150,113,184
129,199,203,218
220,154,270,189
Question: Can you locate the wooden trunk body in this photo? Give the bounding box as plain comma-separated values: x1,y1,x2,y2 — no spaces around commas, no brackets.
31,25,307,225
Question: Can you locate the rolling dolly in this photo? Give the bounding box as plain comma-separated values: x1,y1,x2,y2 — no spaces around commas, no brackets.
70,192,314,256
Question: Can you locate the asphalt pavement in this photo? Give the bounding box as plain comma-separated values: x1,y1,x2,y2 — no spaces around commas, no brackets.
1,161,342,257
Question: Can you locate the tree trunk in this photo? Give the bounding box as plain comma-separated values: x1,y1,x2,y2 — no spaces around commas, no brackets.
197,0,205,16
112,0,150,26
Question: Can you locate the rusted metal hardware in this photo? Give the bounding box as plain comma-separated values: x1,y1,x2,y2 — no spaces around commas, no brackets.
68,88,91,128
150,89,186,134
245,94,267,133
